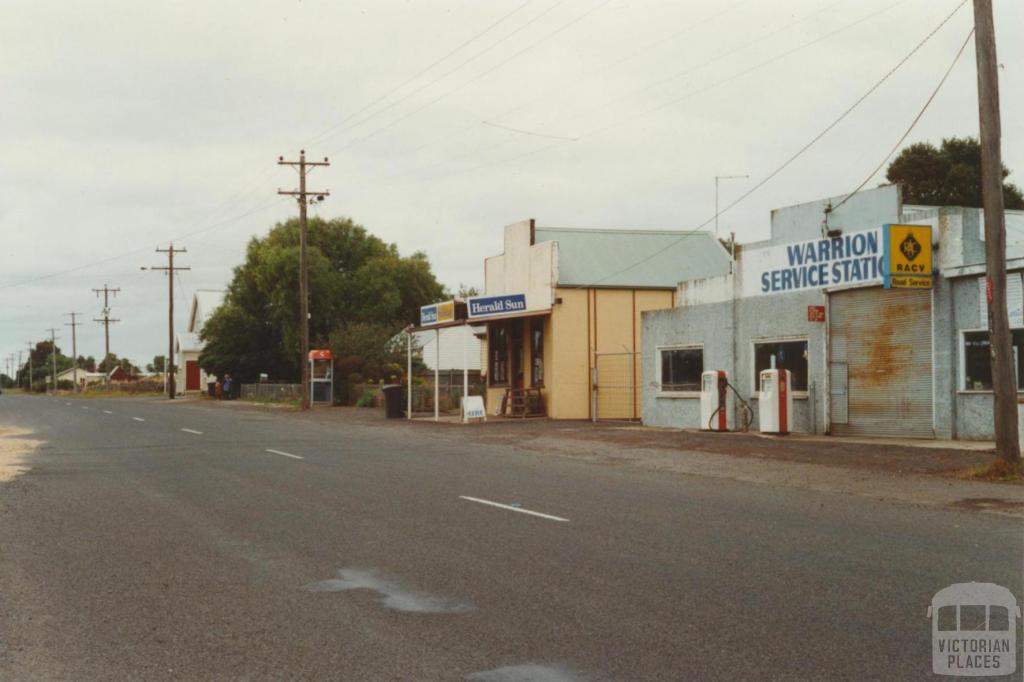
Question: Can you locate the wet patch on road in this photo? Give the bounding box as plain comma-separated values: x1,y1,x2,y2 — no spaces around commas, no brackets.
950,497,1024,514
0,427,41,482
304,568,473,614
466,664,593,681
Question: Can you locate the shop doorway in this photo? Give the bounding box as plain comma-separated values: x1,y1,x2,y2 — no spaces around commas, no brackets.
829,286,933,438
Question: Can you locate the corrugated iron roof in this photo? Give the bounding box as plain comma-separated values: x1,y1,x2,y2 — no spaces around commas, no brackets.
534,226,730,288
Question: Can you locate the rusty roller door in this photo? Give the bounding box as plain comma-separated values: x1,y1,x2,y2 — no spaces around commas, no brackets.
829,286,933,438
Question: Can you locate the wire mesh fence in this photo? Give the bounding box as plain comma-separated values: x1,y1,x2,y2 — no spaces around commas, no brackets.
594,352,639,421
240,383,303,402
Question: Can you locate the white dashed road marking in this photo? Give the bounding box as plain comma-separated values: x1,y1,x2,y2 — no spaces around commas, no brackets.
103,410,113,414
180,428,203,435
458,496,570,523
266,449,304,460
132,417,145,422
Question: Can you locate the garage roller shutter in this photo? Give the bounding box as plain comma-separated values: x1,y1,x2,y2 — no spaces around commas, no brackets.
829,287,933,438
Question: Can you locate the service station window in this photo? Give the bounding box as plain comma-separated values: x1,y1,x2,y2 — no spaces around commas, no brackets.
754,340,808,392
659,347,703,393
490,323,509,386
962,330,1024,391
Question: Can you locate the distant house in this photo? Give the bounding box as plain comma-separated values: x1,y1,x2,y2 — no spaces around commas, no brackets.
175,289,225,393
107,365,134,382
52,367,105,387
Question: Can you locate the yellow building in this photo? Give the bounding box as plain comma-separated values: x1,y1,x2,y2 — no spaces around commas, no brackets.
475,220,731,420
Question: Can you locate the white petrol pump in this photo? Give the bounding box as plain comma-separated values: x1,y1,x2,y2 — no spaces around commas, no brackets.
309,349,333,405
758,368,792,434
700,370,734,431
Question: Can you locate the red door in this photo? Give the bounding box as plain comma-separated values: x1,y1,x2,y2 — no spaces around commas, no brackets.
185,361,201,391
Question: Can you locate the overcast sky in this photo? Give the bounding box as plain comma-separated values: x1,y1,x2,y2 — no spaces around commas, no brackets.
2,0,1021,369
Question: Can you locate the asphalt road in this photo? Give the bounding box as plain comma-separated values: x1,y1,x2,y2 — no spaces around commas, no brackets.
0,393,1021,681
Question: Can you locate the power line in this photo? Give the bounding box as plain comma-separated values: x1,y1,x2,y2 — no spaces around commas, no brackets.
830,26,975,213
568,0,969,289
335,0,920,195
327,0,612,157
480,121,579,141
306,1,535,147
0,198,286,291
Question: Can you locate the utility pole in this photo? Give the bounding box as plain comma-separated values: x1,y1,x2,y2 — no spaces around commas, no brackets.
714,174,748,240
45,328,59,395
65,312,82,392
143,244,189,399
278,150,330,410
974,0,1020,466
24,342,33,392
92,284,121,363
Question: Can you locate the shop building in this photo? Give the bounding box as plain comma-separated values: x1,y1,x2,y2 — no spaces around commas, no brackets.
478,219,730,419
641,184,1024,440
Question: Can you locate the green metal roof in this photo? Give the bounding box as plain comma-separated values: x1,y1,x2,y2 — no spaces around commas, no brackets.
534,226,731,288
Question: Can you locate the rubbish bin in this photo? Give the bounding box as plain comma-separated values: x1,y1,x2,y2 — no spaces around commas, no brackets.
381,384,405,419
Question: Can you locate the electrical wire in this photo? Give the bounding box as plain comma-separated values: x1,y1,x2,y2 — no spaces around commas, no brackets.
0,198,289,291
830,26,975,213
565,0,969,289
326,0,614,157
335,0,919,194
305,1,535,147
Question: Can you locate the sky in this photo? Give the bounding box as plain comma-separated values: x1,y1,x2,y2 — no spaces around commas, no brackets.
2,0,1022,370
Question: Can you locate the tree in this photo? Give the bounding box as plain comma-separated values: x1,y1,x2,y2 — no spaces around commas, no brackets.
200,216,446,383
17,340,72,391
146,356,166,374
98,353,138,375
886,137,1024,209
78,355,97,372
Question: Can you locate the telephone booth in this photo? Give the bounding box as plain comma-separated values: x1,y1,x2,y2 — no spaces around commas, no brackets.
309,349,333,405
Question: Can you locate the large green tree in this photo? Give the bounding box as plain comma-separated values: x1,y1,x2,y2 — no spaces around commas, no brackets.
200,216,446,382
886,136,1024,209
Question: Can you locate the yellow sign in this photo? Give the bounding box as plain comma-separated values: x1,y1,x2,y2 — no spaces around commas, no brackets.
436,300,455,323
884,224,933,289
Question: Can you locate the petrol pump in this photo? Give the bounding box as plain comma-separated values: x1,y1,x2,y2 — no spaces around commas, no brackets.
758,368,791,434
700,370,734,431
309,349,333,405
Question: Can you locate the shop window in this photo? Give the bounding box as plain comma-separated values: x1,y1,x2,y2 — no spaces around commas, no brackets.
490,323,508,386
530,319,544,387
659,347,703,393
962,330,1024,390
754,340,808,392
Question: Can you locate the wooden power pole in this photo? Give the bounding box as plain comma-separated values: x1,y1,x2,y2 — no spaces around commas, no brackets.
65,312,82,392
24,341,33,392
278,150,330,410
974,0,1020,466
144,245,189,399
92,284,121,363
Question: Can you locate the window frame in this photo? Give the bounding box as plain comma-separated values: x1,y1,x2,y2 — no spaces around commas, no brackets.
656,344,704,398
530,318,544,388
488,322,510,388
751,336,810,398
958,327,1024,393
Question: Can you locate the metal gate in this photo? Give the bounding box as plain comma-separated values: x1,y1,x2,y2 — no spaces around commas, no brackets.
594,352,639,421
829,286,933,438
